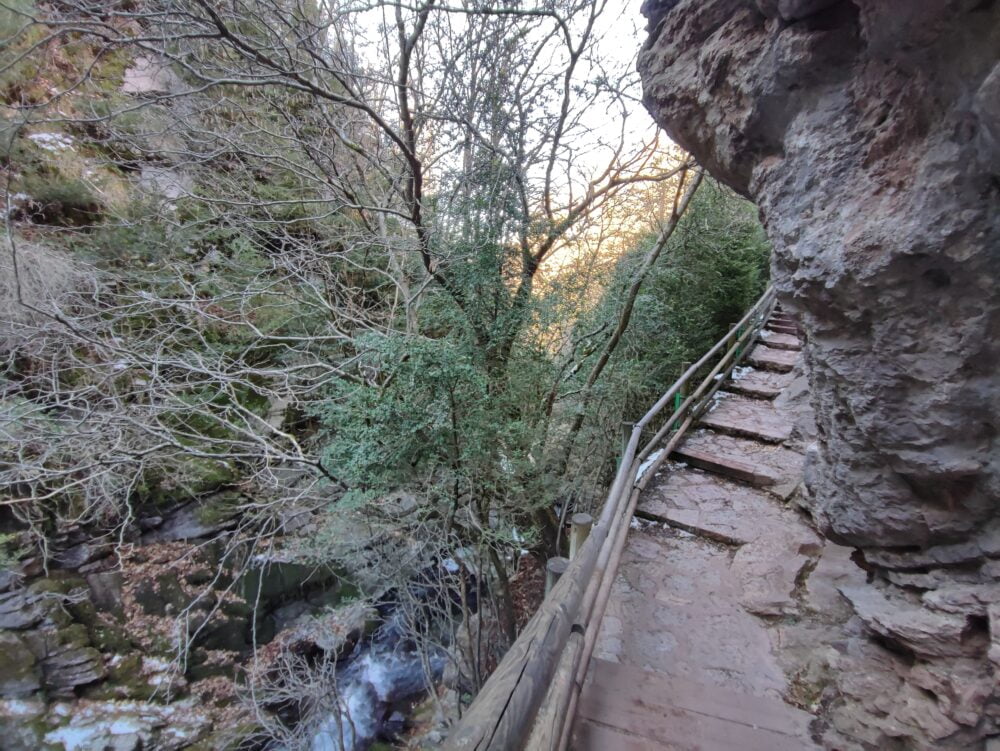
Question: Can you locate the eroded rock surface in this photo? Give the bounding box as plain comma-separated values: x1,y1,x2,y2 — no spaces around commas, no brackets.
638,2,999,747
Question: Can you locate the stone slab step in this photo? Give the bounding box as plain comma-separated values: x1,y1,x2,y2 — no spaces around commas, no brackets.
758,330,801,351
637,468,804,548
672,445,777,488
727,367,794,399
747,344,799,373
675,429,805,499
575,658,817,751
698,392,793,443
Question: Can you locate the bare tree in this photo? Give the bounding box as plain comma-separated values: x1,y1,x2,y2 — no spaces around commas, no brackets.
0,0,699,740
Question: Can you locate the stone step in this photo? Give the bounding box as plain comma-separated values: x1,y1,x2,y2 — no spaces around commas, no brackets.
747,344,799,373
727,367,794,400
758,330,800,351
638,467,797,545
698,392,793,443
672,445,778,488
576,658,818,751
674,429,805,499
766,322,799,336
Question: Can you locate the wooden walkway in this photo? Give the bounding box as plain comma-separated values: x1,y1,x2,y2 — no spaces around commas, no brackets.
571,308,820,750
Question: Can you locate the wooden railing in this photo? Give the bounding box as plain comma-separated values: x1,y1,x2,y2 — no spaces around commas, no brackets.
443,285,777,751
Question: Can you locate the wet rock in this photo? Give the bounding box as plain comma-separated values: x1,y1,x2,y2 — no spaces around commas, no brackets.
0,631,42,696
277,601,374,658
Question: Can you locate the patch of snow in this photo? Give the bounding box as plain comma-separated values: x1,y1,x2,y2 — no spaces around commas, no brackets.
630,517,656,530
28,132,73,151
635,448,664,482
706,390,734,413
731,366,753,381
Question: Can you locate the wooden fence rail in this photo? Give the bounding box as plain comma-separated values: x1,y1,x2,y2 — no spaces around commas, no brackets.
443,286,777,751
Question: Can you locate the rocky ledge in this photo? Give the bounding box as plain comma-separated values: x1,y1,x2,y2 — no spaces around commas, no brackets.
638,1,999,748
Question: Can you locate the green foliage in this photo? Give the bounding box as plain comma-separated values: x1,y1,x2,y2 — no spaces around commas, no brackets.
554,181,770,494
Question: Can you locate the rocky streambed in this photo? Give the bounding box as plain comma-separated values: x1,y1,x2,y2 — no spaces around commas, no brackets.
0,491,457,750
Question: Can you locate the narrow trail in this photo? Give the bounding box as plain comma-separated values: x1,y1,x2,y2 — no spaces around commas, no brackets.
572,308,851,750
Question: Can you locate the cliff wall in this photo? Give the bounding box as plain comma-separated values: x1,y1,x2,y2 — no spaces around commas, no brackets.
638,1,999,746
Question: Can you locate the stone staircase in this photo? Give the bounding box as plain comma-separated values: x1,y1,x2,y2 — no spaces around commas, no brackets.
572,306,822,750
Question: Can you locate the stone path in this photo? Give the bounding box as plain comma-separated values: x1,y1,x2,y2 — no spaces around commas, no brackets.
572,307,839,751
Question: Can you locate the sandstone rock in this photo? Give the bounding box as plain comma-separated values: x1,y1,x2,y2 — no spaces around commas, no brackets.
922,584,1000,618
85,571,125,617
639,0,1000,552
989,603,1000,669
122,56,184,96
839,585,982,659
53,540,111,569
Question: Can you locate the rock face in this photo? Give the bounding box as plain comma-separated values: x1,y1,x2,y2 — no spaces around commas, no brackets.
638,1,999,747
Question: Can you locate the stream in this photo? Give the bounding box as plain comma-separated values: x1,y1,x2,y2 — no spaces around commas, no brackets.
308,576,457,751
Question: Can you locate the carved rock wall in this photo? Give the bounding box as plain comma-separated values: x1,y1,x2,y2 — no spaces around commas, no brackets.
639,1,999,747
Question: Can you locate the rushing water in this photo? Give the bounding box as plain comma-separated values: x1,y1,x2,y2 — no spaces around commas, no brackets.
310,647,445,751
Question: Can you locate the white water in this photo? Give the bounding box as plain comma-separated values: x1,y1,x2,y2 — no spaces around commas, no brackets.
311,648,444,751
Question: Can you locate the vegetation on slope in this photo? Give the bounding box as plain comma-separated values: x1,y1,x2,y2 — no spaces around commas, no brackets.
0,0,769,744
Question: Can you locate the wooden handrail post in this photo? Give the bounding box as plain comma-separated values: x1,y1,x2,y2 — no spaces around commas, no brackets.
545,557,569,595
569,513,593,560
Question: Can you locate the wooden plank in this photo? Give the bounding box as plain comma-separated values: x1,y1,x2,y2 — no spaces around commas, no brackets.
578,662,816,751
